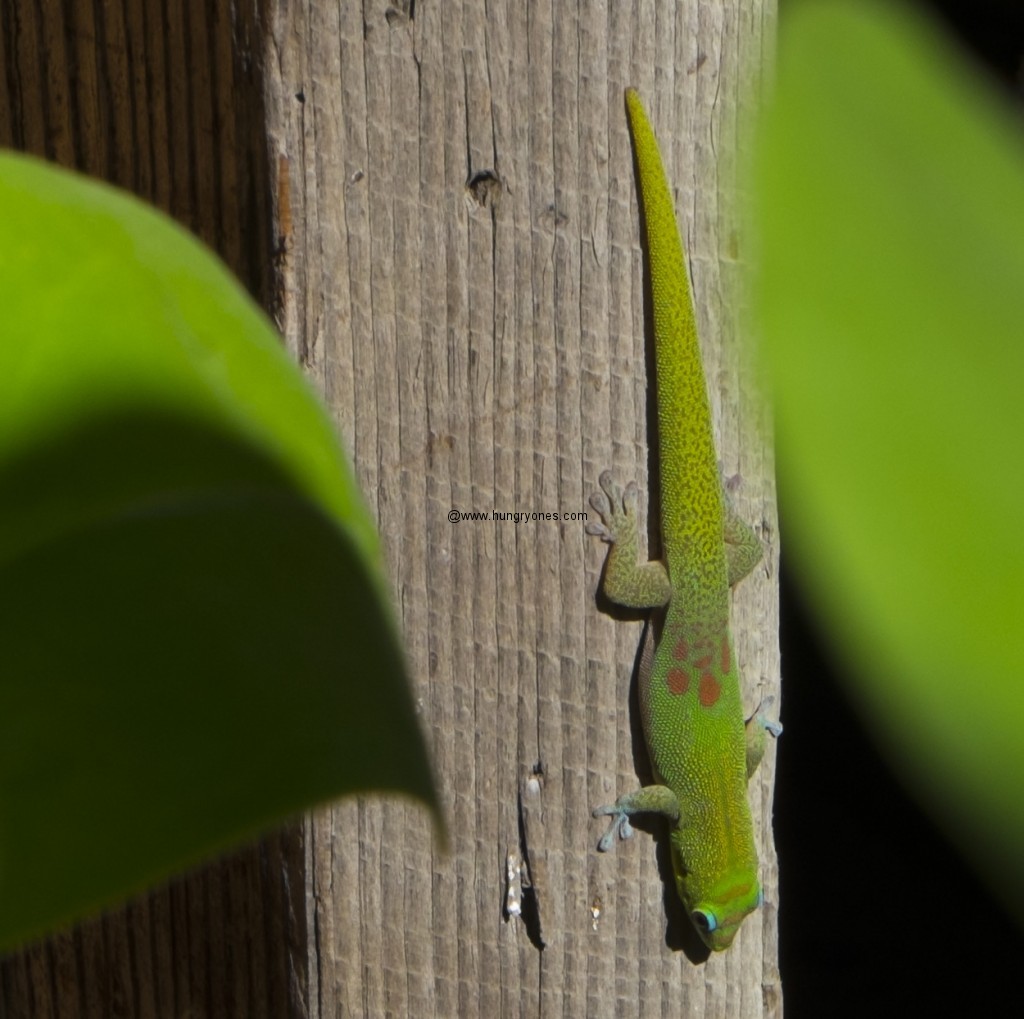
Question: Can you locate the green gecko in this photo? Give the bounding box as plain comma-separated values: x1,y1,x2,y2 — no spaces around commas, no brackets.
587,89,781,951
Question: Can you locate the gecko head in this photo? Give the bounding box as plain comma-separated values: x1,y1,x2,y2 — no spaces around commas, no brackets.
674,863,763,951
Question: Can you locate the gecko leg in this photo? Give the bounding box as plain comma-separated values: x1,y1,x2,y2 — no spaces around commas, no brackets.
593,784,680,852
745,697,783,778
586,470,672,609
721,475,763,587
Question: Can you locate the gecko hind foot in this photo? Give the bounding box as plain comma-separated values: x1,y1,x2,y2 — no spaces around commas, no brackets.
584,470,638,544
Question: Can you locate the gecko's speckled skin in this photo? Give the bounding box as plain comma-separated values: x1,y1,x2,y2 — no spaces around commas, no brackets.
588,89,775,951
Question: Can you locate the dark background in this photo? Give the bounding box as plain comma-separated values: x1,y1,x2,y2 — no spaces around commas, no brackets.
777,2,1024,1014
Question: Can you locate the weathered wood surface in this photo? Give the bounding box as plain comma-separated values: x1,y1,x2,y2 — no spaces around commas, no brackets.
0,1,779,1016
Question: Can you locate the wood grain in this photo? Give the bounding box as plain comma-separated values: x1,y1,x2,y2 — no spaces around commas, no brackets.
266,1,780,1017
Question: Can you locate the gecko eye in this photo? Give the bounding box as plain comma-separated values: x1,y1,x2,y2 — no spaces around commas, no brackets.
691,908,717,933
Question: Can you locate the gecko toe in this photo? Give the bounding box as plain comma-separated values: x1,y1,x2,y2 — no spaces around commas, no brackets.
589,489,611,517
622,481,639,514
598,470,622,503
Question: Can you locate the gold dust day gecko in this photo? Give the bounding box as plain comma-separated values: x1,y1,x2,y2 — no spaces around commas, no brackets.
587,89,781,951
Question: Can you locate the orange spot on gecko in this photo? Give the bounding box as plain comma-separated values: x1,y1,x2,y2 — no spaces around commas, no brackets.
721,637,731,674
694,654,712,671
699,673,721,707
672,638,689,661
666,668,689,695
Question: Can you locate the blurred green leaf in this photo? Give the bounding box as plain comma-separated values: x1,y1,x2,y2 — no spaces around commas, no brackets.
755,0,1024,913
0,153,436,948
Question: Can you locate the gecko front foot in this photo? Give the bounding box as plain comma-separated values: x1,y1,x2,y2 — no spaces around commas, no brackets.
593,803,636,852
745,696,783,778
592,785,680,852
748,696,783,738
585,470,639,544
